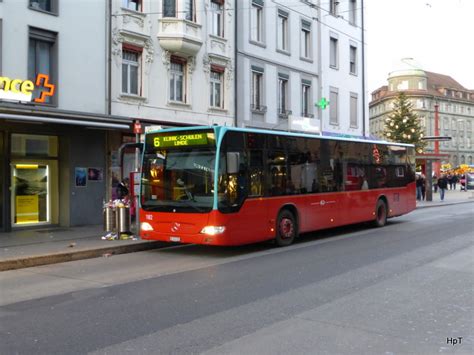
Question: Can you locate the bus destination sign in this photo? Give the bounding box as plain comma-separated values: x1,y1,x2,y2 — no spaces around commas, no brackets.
153,133,208,148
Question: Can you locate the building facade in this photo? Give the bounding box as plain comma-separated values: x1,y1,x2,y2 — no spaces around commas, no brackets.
0,0,131,232
111,0,235,126
236,0,367,137
369,67,474,167
319,0,366,138
1,0,367,232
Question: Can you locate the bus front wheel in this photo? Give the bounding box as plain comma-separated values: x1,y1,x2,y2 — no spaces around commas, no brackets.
373,199,387,227
275,210,297,246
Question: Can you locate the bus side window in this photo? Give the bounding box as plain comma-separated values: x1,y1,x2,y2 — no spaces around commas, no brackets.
248,150,264,196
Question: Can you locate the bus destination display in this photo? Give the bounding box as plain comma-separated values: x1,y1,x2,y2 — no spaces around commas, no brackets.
153,133,208,148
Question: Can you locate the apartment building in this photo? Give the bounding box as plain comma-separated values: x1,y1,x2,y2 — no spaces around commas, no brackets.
111,0,235,126
0,0,132,232
236,0,367,137
370,65,474,167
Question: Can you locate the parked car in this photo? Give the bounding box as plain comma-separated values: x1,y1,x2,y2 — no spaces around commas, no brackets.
460,172,474,191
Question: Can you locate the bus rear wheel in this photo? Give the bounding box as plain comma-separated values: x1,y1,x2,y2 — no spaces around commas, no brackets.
373,199,387,227
275,210,297,246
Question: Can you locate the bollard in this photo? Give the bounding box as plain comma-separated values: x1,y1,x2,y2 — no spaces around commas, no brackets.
116,206,131,236
103,206,116,232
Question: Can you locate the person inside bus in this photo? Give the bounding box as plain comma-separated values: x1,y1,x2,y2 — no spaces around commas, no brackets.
285,178,295,194
235,164,248,206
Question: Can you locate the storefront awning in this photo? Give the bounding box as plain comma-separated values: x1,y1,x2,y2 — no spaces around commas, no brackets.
0,113,130,130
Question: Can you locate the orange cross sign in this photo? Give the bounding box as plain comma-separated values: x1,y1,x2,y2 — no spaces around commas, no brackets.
34,74,55,103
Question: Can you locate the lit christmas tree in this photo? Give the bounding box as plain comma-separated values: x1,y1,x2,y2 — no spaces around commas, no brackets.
384,92,426,154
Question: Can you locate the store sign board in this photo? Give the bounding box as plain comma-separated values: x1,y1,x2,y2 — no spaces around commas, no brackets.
0,74,55,103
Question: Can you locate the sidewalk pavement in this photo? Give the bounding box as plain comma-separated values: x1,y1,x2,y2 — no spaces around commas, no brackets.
1,189,473,272
416,187,474,208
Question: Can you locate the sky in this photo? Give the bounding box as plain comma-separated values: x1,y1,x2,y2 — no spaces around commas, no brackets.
365,0,474,93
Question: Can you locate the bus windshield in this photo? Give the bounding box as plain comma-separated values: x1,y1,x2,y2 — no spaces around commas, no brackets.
141,130,216,213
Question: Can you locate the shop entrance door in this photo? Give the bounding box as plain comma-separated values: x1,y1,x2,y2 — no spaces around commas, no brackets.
11,161,58,227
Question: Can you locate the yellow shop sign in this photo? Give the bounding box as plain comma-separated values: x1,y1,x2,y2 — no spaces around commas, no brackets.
0,74,55,103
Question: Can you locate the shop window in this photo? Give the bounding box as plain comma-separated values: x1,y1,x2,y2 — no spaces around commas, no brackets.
11,134,58,157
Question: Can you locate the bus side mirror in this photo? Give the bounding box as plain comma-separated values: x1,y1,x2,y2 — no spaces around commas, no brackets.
226,152,240,174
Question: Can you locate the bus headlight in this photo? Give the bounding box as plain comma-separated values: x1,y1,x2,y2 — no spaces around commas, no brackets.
141,222,154,231
200,226,226,235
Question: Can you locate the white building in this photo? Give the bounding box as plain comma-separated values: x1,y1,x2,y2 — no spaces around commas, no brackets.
0,0,130,231
111,0,235,127
319,0,367,138
236,0,367,137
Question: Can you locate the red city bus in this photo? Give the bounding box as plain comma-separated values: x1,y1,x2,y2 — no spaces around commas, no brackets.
139,126,416,246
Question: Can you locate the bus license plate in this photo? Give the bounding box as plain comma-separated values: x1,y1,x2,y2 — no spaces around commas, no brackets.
170,236,181,242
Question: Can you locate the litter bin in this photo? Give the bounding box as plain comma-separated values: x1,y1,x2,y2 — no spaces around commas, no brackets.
116,206,131,235
103,206,116,232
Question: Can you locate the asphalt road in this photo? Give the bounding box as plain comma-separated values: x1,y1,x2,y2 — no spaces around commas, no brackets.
1,204,473,354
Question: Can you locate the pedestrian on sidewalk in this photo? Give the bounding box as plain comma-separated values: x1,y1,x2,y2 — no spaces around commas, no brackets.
447,173,453,190
432,174,438,193
438,173,448,201
416,174,423,201
452,174,458,190
421,174,427,201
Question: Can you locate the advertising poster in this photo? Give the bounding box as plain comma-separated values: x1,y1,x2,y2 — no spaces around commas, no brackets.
88,167,104,182
75,167,87,187
16,195,39,223
13,164,47,224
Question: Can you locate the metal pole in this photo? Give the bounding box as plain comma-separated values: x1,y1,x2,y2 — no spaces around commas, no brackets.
433,103,440,176
426,159,433,201
135,131,140,236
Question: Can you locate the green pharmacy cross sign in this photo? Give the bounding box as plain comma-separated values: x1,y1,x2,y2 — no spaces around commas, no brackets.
315,97,330,110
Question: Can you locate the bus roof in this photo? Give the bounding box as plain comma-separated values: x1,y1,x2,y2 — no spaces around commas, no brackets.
145,125,415,148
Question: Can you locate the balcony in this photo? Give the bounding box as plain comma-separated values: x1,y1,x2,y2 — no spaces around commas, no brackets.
157,18,202,56
208,35,229,59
